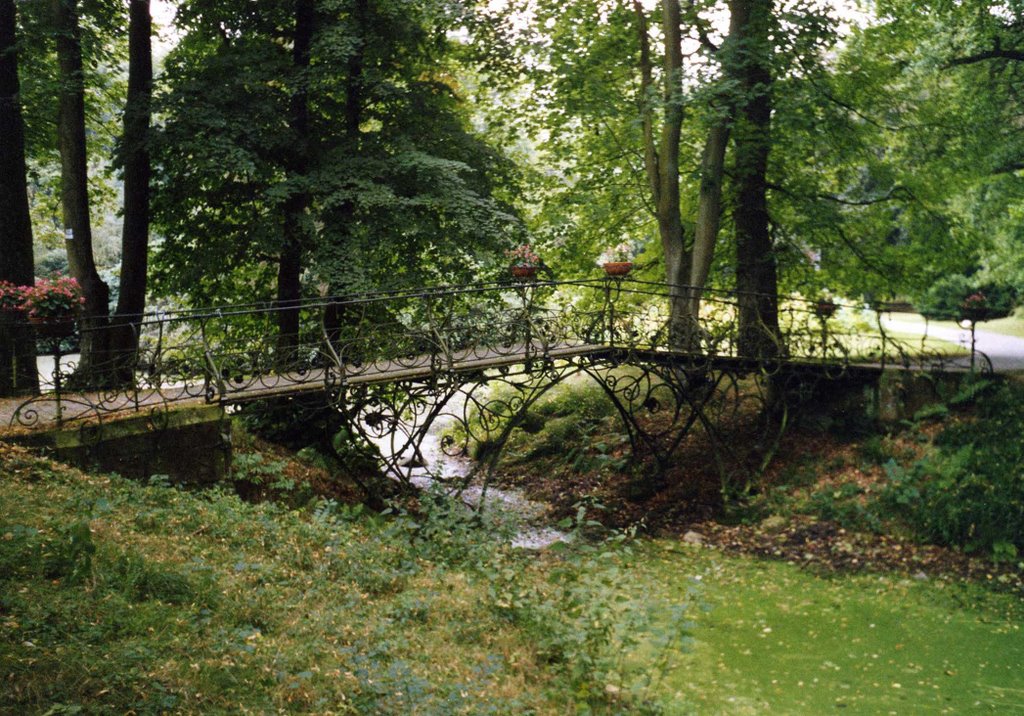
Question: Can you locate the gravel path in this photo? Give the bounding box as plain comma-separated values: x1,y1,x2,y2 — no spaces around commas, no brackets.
881,315,1024,372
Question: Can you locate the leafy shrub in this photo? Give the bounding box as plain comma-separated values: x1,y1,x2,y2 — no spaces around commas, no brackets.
916,274,1016,320
404,486,517,568
232,452,314,507
857,435,891,466
237,396,334,449
487,508,689,711
880,381,1024,558
533,379,617,422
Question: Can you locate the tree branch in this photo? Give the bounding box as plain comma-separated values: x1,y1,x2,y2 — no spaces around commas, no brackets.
993,160,1024,175
684,0,719,54
947,48,1024,67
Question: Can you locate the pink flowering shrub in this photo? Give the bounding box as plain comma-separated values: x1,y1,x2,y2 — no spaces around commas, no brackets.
22,275,85,319
505,244,540,268
0,281,28,311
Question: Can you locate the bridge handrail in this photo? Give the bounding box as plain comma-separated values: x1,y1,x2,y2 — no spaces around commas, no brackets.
3,277,990,430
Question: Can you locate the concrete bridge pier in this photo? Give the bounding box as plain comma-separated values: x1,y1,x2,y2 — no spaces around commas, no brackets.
3,405,231,486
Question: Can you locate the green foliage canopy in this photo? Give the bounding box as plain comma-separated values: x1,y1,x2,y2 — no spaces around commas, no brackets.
151,0,526,306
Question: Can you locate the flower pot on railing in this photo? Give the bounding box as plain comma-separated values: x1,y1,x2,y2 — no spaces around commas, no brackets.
602,261,633,277
0,280,29,324
814,299,837,319
28,314,77,338
506,244,541,281
958,292,991,323
21,275,85,338
511,265,538,279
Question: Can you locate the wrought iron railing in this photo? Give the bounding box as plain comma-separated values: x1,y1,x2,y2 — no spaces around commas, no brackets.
1,277,983,430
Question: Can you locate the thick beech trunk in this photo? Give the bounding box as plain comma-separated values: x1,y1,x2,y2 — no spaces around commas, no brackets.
0,0,37,396
730,0,780,358
53,0,110,381
110,0,152,378
276,0,315,358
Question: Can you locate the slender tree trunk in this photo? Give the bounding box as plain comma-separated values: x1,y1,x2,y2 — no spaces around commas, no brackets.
275,0,314,359
111,0,152,379
634,0,690,346
0,0,37,396
687,2,747,322
660,0,691,345
324,0,365,337
345,0,366,139
730,0,779,358
53,0,110,381
688,122,729,319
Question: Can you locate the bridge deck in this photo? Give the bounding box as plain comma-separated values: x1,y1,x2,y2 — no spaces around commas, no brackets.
0,342,610,430
0,336,967,434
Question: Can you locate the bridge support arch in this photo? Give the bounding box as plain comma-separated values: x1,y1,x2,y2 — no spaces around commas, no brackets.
329,351,814,503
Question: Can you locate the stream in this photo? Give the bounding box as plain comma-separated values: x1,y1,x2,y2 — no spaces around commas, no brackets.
364,410,569,550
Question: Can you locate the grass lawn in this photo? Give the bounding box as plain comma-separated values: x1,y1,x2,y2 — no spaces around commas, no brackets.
0,446,565,714
631,542,1024,714
972,313,1024,339
2,445,1022,714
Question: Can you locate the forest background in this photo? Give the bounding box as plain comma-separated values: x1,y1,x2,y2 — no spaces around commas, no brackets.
1,0,1024,385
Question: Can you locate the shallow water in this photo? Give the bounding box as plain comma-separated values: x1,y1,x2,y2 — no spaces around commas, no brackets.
366,409,570,550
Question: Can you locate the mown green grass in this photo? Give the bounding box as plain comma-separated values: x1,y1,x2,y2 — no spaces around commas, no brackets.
883,309,1024,341
979,314,1024,339
3,446,1023,714
630,543,1024,714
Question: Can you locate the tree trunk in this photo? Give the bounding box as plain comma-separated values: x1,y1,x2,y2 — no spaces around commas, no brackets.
53,0,110,382
275,0,314,360
687,2,748,323
345,0,366,139
688,121,729,320
730,0,780,358
320,0,367,343
0,0,37,396
110,0,152,380
634,0,690,347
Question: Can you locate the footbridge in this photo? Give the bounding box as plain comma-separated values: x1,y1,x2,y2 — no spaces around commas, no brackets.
0,279,986,487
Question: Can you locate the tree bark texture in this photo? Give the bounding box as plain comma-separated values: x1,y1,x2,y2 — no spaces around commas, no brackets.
634,0,690,346
0,0,38,395
730,0,780,358
110,0,152,377
688,122,729,318
53,0,110,380
687,1,749,321
276,0,315,358
321,0,367,341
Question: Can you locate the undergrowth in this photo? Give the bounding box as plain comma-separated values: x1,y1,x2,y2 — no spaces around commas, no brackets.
878,379,1024,560
759,376,1024,563
0,445,687,714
